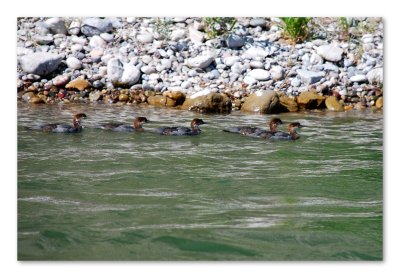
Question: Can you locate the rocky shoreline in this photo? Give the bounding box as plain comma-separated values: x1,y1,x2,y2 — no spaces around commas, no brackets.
17,17,383,113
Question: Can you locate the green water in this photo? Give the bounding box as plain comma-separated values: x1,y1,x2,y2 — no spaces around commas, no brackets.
17,103,383,260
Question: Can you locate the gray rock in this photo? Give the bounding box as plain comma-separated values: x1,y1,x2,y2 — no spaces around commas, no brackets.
323,63,339,73
66,57,82,70
270,66,284,81
141,65,156,74
19,52,62,76
231,62,245,74
71,44,83,52
45,17,67,35
243,75,257,85
248,69,271,81
291,78,301,87
310,53,323,65
226,35,245,48
317,44,344,62
249,18,267,28
100,33,114,42
107,58,141,86
33,35,53,45
170,29,186,41
297,69,325,85
249,61,264,69
187,55,214,69
350,74,368,83
367,67,383,84
81,18,113,36
224,56,240,67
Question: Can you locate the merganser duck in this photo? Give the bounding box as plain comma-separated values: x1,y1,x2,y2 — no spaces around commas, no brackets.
157,118,206,136
269,122,303,140
96,117,149,132
223,118,283,138
38,113,87,133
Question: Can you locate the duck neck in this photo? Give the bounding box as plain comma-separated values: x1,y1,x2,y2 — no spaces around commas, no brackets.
133,120,142,129
73,118,81,128
289,129,300,140
269,122,277,133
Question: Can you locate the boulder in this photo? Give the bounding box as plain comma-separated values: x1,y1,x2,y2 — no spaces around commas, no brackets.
19,52,62,76
181,90,231,113
241,90,280,114
147,95,176,107
279,95,299,112
325,96,344,112
296,91,325,109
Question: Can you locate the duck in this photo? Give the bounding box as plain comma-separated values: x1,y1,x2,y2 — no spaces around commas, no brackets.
38,113,87,133
96,117,149,132
223,117,283,138
156,118,206,136
269,122,303,140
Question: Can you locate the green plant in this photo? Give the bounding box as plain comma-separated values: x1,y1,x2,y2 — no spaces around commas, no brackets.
338,17,351,41
280,17,312,43
203,17,237,39
154,18,174,40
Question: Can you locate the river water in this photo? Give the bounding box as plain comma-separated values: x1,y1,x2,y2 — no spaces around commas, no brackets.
17,103,383,260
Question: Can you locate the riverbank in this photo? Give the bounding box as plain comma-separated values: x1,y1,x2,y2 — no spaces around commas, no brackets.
17,17,383,113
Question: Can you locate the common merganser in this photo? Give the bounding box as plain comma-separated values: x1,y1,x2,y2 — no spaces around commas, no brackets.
223,118,283,138
269,122,303,140
38,113,87,133
96,117,149,132
156,118,206,136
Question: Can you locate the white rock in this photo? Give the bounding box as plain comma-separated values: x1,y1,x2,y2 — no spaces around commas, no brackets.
89,35,106,49
270,66,284,81
243,75,257,85
350,74,368,83
189,88,212,99
170,29,186,41
242,47,269,59
189,26,205,43
45,17,67,34
317,44,344,62
107,58,141,86
68,20,81,35
187,55,214,69
248,69,271,81
66,57,82,70
367,68,383,84
71,44,83,52
19,52,62,76
224,56,241,67
137,32,153,44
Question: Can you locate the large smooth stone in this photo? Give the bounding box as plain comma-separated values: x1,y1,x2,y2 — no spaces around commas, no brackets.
181,90,231,113
187,55,214,69
241,90,280,114
81,17,113,36
317,44,344,62
279,95,299,112
296,91,325,109
107,58,141,87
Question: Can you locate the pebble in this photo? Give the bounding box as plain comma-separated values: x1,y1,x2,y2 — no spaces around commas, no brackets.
226,35,245,48
297,69,325,85
45,17,67,35
248,69,271,81
350,74,368,83
107,58,141,86
270,66,284,81
89,35,106,49
187,55,214,69
66,57,82,70
317,44,344,62
81,17,113,36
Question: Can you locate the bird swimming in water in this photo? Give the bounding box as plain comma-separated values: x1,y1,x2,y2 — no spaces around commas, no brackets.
36,113,87,133
223,117,283,138
96,117,149,132
156,118,206,136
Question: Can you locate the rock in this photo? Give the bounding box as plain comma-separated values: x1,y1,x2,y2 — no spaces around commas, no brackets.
33,35,53,45
367,68,383,84
241,90,280,113
45,17,67,34
249,61,264,69
226,35,245,48
296,91,325,109
89,91,102,102
187,55,214,69
323,63,339,73
19,52,62,76
89,35,106,49
248,69,271,81
375,96,383,109
317,44,344,62
68,20,81,35
297,69,325,85
100,33,114,42
118,93,129,101
65,78,91,91
181,91,231,113
107,58,141,87
141,65,156,74
22,92,35,102
137,32,153,44
224,56,241,67
66,57,82,70
350,74,368,83
147,95,176,107
163,91,186,105
279,95,298,112
170,29,186,41
29,96,45,104
71,44,83,52
189,27,205,43
81,18,113,36
249,18,267,27
242,47,269,59
52,74,70,86
291,78,301,87
325,96,344,112
270,66,284,81
243,75,257,85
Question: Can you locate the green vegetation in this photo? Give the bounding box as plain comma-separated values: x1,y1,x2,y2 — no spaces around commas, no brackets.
154,18,174,40
280,17,312,43
203,17,237,39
